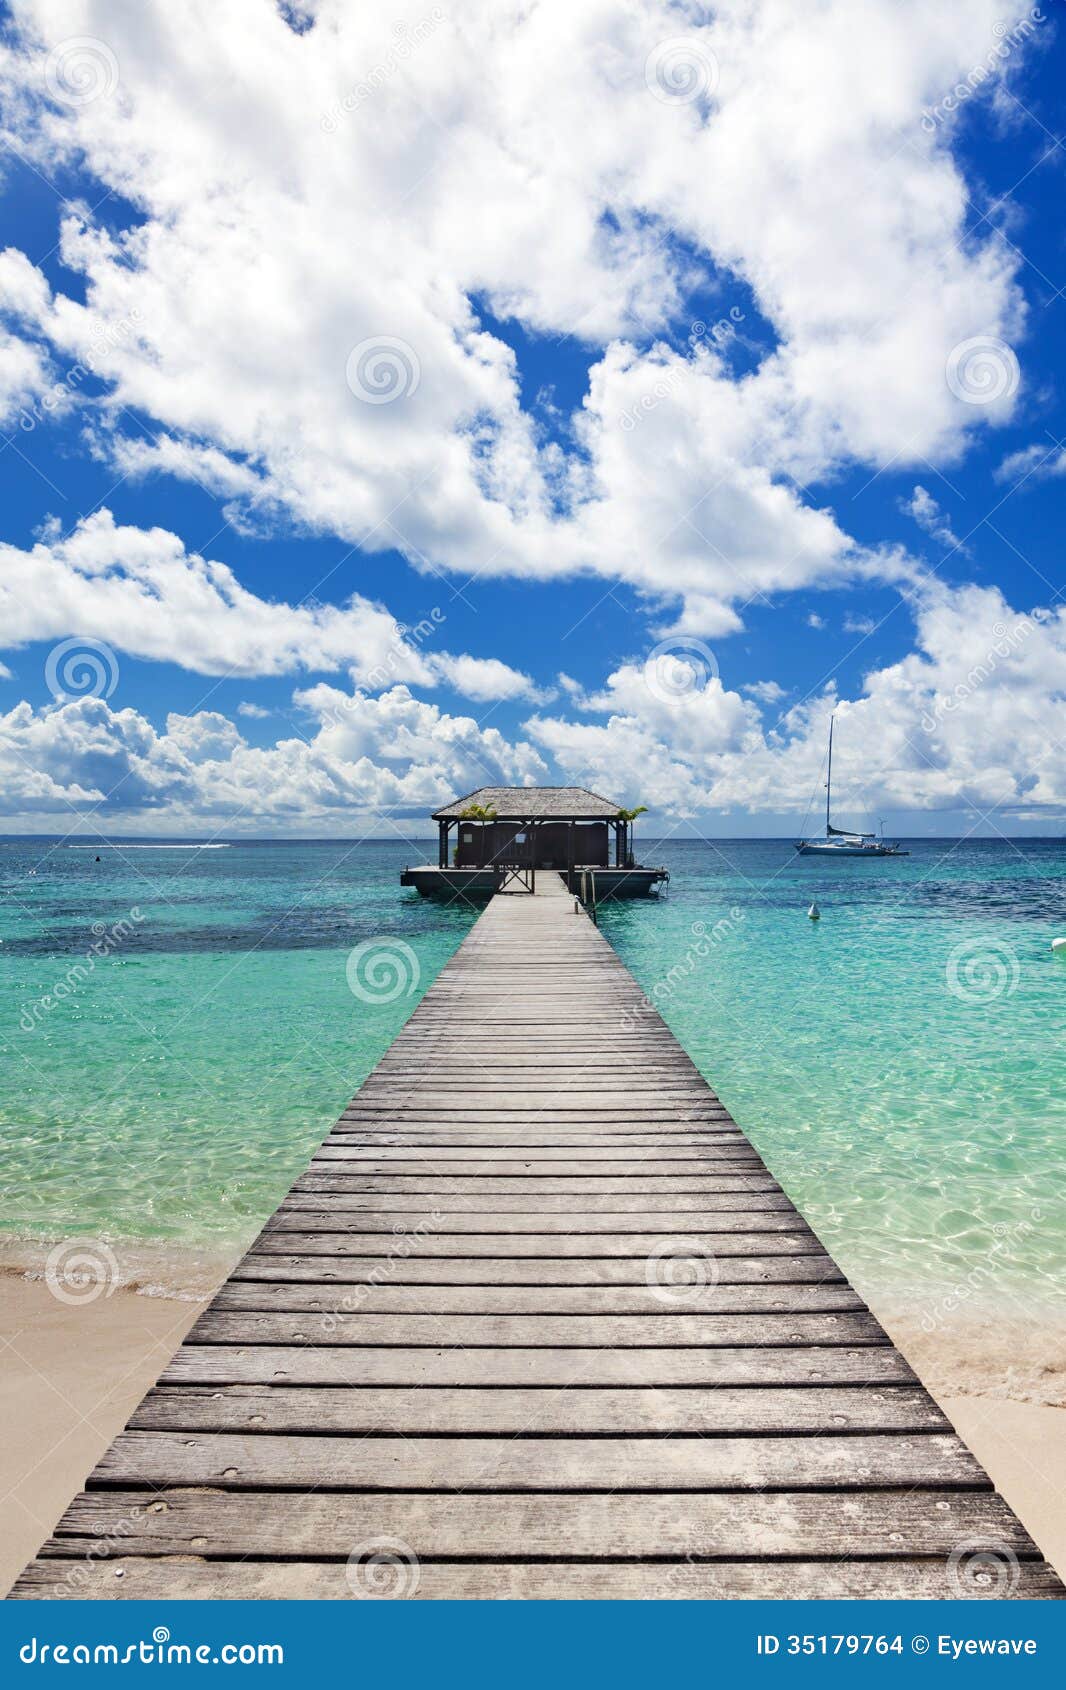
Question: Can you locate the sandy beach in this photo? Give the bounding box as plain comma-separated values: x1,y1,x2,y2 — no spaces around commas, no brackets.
0,1274,204,1596
2,1270,1065,1597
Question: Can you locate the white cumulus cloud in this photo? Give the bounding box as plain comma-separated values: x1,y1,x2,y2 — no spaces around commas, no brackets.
0,0,1035,635
0,510,543,700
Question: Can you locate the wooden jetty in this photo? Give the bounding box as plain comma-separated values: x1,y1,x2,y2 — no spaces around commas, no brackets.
10,872,1063,1599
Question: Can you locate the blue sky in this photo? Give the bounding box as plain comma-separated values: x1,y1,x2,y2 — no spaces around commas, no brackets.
0,1,1064,837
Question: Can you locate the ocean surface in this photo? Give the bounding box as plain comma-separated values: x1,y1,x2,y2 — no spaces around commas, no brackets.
1,835,1064,1327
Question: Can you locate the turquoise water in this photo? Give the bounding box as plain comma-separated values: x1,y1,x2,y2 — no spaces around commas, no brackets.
600,838,1066,1316
0,840,476,1276
1,836,1064,1313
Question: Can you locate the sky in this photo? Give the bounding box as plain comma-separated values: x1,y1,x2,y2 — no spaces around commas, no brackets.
0,0,1064,840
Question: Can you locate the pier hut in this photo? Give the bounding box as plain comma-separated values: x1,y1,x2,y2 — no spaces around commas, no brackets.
401,785,668,899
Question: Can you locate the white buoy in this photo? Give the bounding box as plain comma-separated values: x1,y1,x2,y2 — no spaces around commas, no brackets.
808,902,821,921
1052,937,1066,956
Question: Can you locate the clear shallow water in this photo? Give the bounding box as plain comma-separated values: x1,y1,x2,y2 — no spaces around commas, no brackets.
0,840,477,1276
600,838,1066,1322
1,835,1064,1318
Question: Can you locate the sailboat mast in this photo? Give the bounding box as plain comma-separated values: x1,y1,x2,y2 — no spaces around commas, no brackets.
825,715,834,835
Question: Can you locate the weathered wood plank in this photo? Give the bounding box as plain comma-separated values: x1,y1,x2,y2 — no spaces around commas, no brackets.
354,1097,719,1112
327,1132,745,1146
313,1150,762,1166
289,1189,785,1210
333,1110,741,1123
266,1209,807,1234
37,1489,1042,1559
159,1344,915,1388
230,1252,847,1285
90,1429,984,1491
14,1559,1061,1601
292,1175,781,1193
209,1282,865,1315
130,1383,949,1435
186,1309,886,1349
249,1230,824,1257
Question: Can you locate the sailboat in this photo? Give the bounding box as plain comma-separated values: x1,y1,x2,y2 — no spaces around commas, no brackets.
795,716,908,858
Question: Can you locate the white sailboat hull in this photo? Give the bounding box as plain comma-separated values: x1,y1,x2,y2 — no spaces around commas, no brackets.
795,839,907,857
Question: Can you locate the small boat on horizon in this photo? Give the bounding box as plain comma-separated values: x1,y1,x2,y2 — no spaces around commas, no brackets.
795,716,908,858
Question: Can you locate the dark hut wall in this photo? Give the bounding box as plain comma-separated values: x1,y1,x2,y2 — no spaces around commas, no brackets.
455,821,611,869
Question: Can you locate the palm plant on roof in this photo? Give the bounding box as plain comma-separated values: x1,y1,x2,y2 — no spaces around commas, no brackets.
458,802,497,867
617,804,648,866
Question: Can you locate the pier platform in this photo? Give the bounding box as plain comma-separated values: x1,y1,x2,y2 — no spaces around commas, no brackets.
9,873,1063,1599
400,864,668,900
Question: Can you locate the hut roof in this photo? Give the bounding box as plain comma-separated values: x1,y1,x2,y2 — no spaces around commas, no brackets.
433,785,622,821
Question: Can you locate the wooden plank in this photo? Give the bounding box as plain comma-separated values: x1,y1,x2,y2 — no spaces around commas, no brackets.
265,1210,807,1234
209,1282,865,1315
14,1559,1062,1601
326,1135,750,1149
230,1253,847,1285
351,1072,722,1082
290,1189,786,1210
313,1150,761,1166
291,1175,782,1193
159,1344,916,1388
307,1168,772,1186
130,1383,950,1435
332,1111,741,1124
249,1230,824,1257
35,1489,1042,1559
295,1183,780,1196
354,1092,717,1106
186,1309,886,1348
90,1429,984,1491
